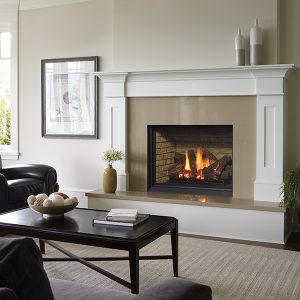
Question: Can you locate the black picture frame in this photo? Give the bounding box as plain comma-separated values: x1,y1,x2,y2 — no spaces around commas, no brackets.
41,56,98,139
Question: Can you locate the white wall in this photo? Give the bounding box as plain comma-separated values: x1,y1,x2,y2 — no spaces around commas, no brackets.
3,0,288,205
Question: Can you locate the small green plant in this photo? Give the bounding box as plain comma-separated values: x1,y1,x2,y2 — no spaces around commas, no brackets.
102,149,124,166
280,165,300,222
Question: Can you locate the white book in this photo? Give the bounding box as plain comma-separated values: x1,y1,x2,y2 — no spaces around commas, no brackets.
93,214,149,227
106,208,138,221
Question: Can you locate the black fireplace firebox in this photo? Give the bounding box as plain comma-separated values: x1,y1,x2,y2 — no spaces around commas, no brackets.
147,125,233,196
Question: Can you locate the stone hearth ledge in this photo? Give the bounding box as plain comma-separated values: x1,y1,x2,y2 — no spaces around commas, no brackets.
86,190,285,213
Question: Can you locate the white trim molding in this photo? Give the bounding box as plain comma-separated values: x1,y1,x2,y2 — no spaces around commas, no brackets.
18,0,93,11
0,13,19,160
95,64,296,202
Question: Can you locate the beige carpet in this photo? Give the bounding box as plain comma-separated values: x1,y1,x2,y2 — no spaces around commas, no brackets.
43,235,300,300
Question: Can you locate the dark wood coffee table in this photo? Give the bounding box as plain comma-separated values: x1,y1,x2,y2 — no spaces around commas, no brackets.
0,208,178,294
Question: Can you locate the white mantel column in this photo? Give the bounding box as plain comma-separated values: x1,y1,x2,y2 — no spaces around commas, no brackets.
98,72,128,191
252,69,290,202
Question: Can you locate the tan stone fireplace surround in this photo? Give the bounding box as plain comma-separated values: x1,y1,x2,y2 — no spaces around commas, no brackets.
128,96,255,199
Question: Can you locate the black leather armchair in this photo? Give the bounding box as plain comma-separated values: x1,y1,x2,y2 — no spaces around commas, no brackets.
0,164,57,213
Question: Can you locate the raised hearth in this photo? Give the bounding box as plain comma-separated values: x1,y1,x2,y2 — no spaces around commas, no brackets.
87,190,286,244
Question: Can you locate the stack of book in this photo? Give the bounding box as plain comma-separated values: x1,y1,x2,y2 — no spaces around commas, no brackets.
93,209,149,227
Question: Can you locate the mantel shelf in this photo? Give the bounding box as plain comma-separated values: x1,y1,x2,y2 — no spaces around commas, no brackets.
94,64,296,83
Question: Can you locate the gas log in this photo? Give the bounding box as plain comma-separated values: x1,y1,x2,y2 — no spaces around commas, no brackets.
174,152,185,163
168,162,185,177
215,155,232,175
203,149,217,164
187,150,197,174
168,150,232,182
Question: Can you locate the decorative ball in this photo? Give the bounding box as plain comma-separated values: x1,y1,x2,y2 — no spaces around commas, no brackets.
43,199,53,207
69,196,79,204
53,192,69,199
49,193,64,206
36,193,48,201
64,198,73,206
27,195,37,205
34,198,44,206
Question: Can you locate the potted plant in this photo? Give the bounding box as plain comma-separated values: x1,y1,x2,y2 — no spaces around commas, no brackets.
102,149,124,193
280,165,300,226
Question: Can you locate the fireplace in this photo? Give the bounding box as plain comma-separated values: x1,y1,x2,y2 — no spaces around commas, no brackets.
148,125,233,195
96,64,294,202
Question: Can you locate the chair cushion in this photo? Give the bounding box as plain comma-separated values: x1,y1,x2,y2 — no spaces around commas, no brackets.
138,277,212,300
0,237,54,300
50,278,135,300
50,277,212,300
7,178,44,204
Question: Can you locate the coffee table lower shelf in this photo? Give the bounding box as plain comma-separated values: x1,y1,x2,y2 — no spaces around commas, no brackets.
41,239,177,293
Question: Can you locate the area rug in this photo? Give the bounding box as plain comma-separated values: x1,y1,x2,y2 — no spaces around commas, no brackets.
43,235,300,300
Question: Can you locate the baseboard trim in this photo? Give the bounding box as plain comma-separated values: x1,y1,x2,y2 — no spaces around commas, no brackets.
178,232,285,249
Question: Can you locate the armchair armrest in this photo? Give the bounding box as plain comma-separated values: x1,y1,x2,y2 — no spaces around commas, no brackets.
0,288,18,300
0,173,9,212
0,164,57,195
0,164,55,180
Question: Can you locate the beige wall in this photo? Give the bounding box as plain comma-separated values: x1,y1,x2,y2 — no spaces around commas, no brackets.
17,0,114,190
114,0,278,70
128,96,256,199
279,0,300,169
4,0,299,198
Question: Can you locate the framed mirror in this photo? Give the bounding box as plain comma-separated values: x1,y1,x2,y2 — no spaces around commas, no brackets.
41,56,98,138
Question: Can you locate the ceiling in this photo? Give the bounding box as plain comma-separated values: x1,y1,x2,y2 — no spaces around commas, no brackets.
0,0,92,10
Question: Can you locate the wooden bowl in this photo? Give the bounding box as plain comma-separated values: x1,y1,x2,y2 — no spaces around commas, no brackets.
29,202,78,219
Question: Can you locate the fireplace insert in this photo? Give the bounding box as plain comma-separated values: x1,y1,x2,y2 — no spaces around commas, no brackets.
148,125,233,195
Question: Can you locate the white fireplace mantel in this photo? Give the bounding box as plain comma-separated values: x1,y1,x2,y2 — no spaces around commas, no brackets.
95,64,296,202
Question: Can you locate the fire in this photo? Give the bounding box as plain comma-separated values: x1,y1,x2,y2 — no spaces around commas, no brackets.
196,147,203,171
174,145,232,183
195,147,210,179
184,151,191,170
179,147,217,180
196,147,209,170
178,151,193,179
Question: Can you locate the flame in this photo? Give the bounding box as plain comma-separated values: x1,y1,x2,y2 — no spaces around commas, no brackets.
203,156,209,168
195,147,210,180
196,147,203,171
184,151,191,170
198,196,207,203
179,147,216,181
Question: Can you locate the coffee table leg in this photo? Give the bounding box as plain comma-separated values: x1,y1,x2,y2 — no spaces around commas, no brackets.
39,239,45,254
171,219,178,277
129,247,139,294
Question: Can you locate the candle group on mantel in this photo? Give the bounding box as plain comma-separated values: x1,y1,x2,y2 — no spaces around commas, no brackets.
234,18,263,66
